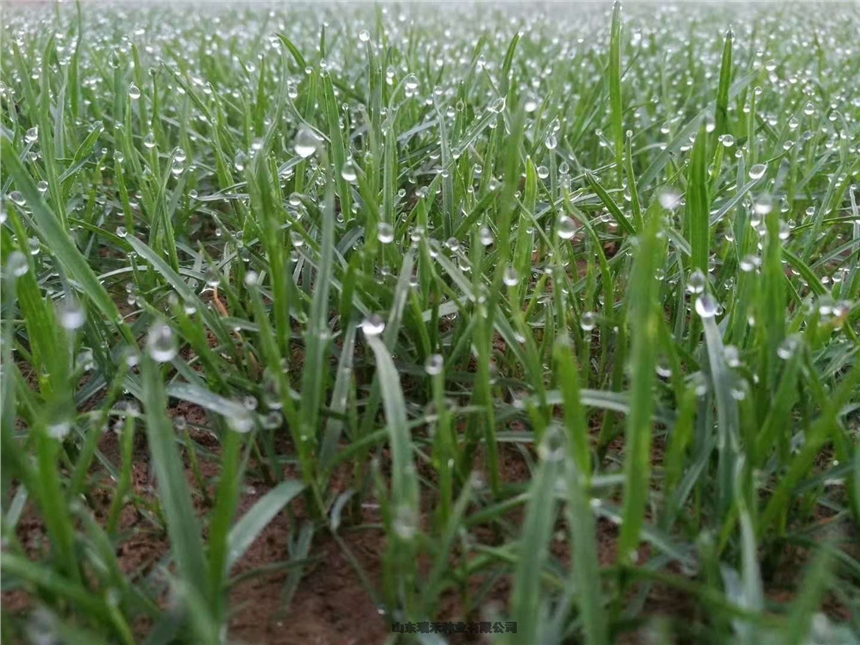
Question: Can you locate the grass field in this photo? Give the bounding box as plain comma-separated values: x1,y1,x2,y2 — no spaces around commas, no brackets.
1,1,860,643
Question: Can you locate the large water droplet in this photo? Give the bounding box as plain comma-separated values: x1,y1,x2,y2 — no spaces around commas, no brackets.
777,336,799,360
362,314,386,337
749,163,767,180
48,419,72,440
146,321,178,362
294,125,321,159
226,407,254,433
687,269,707,294
658,189,681,210
695,294,718,319
479,226,494,246
57,296,86,330
580,311,597,331
377,222,394,244
753,194,772,215
557,216,577,240
739,254,760,272
341,160,357,182
205,266,221,288
724,345,741,368
488,96,506,114
6,251,29,277
424,354,444,376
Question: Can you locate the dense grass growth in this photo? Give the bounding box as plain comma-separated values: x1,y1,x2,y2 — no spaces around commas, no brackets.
2,2,859,643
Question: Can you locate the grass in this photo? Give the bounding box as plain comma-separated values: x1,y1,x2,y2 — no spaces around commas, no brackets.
1,1,859,643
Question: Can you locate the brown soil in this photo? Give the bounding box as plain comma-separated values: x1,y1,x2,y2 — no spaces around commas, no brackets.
3,398,852,645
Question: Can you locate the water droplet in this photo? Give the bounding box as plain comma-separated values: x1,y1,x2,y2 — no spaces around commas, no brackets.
503,266,520,287
695,293,718,318
0,250,28,282
580,311,597,331
690,372,708,396
659,189,681,210
557,216,577,240
777,336,799,360
488,96,506,114
739,254,760,272
724,345,741,368
146,321,178,362
753,194,772,215
749,163,767,180
143,131,156,149
261,411,282,430
57,296,86,330
479,226,494,246
226,408,254,433
687,269,707,294
359,29,370,43
424,354,444,376
128,83,141,100
362,314,385,337
294,125,321,159
718,134,734,148
48,420,71,440
377,222,394,244
24,126,39,144
204,266,221,288
341,160,357,182
537,428,565,462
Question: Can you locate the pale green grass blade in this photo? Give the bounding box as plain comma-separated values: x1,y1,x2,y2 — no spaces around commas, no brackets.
618,201,663,564
141,354,210,609
226,480,305,569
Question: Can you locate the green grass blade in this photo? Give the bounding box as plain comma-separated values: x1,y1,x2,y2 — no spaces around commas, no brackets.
141,354,210,608
618,201,663,564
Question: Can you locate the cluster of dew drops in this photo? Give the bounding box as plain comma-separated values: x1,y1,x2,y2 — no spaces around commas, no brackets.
1,3,858,433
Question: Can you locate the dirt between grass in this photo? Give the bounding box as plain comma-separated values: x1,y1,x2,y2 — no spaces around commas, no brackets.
3,401,853,644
